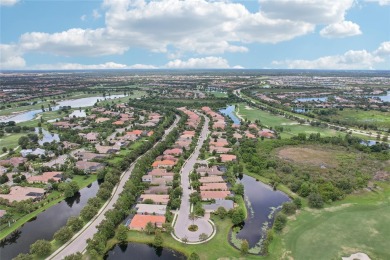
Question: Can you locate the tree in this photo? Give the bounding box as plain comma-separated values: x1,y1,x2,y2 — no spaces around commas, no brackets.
273,213,287,232
30,239,51,257
293,197,302,209
0,213,13,227
18,136,30,149
281,202,297,215
80,205,99,221
215,206,227,219
240,239,249,255
181,236,188,244
63,252,83,260
308,193,324,208
145,221,155,235
153,231,164,247
2,147,7,153
54,226,73,243
199,233,208,241
233,183,245,196
13,253,33,260
231,208,245,225
117,225,128,243
188,212,198,225
188,252,200,260
67,216,83,232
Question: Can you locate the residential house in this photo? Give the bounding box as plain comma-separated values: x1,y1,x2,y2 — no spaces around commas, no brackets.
201,191,231,201
27,171,63,184
0,186,45,202
128,215,166,231
75,161,104,173
140,194,170,205
220,154,237,162
135,204,167,216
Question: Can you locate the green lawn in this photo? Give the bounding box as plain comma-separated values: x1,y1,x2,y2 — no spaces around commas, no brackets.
0,133,25,150
236,103,338,137
326,109,390,130
280,183,390,260
210,91,228,98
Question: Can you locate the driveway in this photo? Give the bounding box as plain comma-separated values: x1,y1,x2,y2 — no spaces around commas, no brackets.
173,114,213,242
48,115,180,259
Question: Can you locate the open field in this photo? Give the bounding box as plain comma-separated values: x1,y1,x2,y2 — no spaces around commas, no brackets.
210,91,228,98
277,147,341,168
0,133,25,149
325,109,390,130
236,103,339,137
281,182,390,260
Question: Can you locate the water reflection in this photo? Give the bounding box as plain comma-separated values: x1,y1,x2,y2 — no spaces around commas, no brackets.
105,243,185,260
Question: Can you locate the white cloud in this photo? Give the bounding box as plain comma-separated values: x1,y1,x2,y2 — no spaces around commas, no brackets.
374,41,390,56
365,0,390,5
271,42,388,69
0,0,19,6
30,62,128,70
92,9,102,19
165,57,231,69
320,21,362,38
0,44,26,69
259,0,354,24
128,64,158,69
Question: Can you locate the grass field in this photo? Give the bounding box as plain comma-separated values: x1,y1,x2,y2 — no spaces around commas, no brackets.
210,91,228,98
0,133,25,150
326,109,390,130
236,103,338,138
280,182,390,260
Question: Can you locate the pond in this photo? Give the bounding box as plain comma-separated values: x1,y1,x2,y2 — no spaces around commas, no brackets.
367,91,390,102
35,127,60,145
69,110,86,118
234,175,290,250
0,94,126,123
219,105,241,125
0,181,100,260
105,243,186,260
295,97,328,102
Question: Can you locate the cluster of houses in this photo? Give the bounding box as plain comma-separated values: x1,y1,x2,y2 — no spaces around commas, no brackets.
128,108,200,231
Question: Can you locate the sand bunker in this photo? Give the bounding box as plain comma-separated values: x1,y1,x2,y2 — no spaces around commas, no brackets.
342,252,371,260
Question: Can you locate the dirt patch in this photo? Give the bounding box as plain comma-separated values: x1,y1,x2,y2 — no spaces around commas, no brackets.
277,147,340,168
373,171,389,181
323,203,354,212
244,105,253,110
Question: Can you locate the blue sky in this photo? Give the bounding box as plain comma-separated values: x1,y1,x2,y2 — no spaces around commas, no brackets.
1,0,389,70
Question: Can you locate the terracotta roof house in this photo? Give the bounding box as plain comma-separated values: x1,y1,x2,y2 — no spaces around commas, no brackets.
200,183,229,191
209,146,232,154
259,130,275,139
147,131,154,137
95,144,119,154
199,176,225,183
129,215,166,231
163,148,183,156
95,117,110,123
201,191,231,201
0,157,27,167
183,130,195,136
82,132,99,143
144,186,169,195
150,176,173,185
233,133,243,140
147,169,174,177
209,138,229,147
220,154,237,162
0,186,46,202
27,171,63,184
135,204,167,216
75,161,104,173
140,194,169,205
245,132,256,139
213,122,226,130
152,160,176,169
113,121,124,126
62,141,80,150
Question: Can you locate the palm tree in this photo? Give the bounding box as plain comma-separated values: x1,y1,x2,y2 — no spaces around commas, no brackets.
188,212,198,225
1,213,14,227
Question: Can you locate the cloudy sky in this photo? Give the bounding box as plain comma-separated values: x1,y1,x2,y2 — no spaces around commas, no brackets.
1,0,389,70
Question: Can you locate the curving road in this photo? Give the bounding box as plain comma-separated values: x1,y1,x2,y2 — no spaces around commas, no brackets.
48,115,180,260
173,114,214,242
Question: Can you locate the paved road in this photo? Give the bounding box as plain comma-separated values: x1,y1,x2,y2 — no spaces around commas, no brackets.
49,115,180,260
173,114,213,242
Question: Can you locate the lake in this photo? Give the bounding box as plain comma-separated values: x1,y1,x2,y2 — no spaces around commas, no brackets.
105,243,186,260
235,175,290,249
367,91,390,102
35,127,60,145
0,94,126,123
219,105,241,125
0,181,100,260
